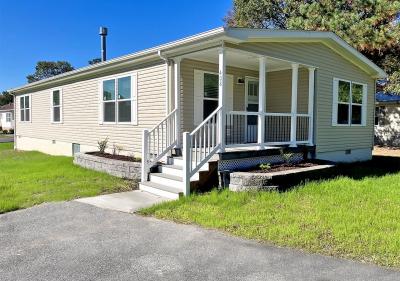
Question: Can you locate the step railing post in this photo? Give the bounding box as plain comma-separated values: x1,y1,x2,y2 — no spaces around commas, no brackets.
182,132,191,196
141,129,149,183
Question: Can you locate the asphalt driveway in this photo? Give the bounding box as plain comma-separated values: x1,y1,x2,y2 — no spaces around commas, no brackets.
0,202,398,281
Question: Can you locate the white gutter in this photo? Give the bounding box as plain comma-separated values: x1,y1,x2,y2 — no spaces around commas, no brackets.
9,27,226,94
8,26,386,93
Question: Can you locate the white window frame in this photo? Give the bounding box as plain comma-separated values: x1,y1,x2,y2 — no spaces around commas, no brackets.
332,78,367,127
6,112,11,122
19,94,32,123
51,88,63,124
99,72,138,125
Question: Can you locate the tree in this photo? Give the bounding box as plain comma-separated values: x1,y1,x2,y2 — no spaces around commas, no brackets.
88,58,102,65
27,61,74,83
0,91,13,106
225,0,400,93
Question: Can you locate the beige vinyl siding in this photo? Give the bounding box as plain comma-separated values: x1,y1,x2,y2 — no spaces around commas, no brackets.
225,42,375,153
180,59,308,133
15,63,166,156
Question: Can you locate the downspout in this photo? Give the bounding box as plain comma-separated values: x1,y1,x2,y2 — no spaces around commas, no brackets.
12,93,16,150
157,50,171,114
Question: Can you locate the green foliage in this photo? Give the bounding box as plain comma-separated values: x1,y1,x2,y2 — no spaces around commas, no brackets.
259,163,271,170
0,91,13,106
27,61,74,83
225,0,400,93
97,137,109,154
141,157,400,268
0,143,130,213
88,58,102,65
279,148,294,164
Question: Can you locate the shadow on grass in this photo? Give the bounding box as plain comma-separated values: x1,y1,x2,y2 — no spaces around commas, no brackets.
273,156,400,192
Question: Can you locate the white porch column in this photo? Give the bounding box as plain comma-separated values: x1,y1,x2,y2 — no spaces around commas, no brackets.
290,63,299,147
308,67,315,146
174,58,181,147
218,47,226,152
257,56,267,149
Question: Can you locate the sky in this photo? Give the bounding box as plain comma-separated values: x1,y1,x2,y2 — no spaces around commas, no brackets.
0,0,232,91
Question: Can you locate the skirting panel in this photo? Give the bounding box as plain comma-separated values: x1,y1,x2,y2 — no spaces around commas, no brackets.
218,152,303,171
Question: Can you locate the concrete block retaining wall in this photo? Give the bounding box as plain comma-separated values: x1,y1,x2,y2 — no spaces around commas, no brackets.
229,165,334,192
74,153,141,180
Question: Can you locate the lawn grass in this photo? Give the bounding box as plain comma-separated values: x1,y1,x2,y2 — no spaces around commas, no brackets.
0,143,131,213
140,156,400,268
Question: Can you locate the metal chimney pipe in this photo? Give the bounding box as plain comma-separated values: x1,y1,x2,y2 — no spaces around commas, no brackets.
99,27,108,62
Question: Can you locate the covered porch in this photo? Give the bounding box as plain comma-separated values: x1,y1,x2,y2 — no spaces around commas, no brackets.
174,46,316,150
142,44,317,195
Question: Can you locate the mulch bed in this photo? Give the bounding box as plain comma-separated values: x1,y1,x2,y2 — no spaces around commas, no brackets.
250,162,319,173
86,152,140,162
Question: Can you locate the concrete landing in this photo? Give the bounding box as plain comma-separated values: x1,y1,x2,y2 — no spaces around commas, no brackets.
75,190,171,213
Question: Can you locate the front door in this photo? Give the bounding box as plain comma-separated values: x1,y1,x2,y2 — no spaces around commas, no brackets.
246,78,259,143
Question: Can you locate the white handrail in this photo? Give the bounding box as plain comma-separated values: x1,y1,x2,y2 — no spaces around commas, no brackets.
182,107,221,195
190,106,221,135
141,109,178,182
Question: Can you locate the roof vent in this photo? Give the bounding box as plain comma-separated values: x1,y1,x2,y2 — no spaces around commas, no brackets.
99,27,108,62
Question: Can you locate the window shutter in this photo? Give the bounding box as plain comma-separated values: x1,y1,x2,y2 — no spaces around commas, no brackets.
226,74,234,113
332,79,338,126
132,73,138,125
193,70,204,126
361,84,367,126
98,81,103,124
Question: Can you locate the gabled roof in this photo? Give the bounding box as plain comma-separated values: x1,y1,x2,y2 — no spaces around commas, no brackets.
0,103,14,111
9,27,386,94
376,92,400,103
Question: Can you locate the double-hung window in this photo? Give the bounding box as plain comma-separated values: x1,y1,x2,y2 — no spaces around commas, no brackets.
101,74,137,124
203,73,219,119
6,112,11,122
51,89,62,123
20,95,31,122
333,78,367,126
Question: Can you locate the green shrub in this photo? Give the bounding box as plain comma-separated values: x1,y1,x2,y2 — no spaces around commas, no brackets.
97,137,109,154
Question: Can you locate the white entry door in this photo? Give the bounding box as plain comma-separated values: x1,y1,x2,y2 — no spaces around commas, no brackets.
245,78,259,143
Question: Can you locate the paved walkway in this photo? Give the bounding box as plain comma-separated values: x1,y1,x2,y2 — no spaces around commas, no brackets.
0,202,398,281
76,190,170,213
0,136,13,143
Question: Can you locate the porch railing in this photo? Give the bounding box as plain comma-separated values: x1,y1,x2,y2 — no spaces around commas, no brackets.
141,109,178,182
182,107,221,195
225,111,310,147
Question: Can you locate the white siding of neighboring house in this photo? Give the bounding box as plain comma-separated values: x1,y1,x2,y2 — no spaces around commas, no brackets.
0,111,14,130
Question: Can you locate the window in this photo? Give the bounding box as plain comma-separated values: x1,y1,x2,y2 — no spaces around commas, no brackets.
333,79,366,126
20,95,31,122
51,89,62,123
101,74,136,124
203,73,219,119
6,113,11,122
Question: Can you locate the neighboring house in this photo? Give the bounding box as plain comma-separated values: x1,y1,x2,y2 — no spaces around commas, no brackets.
0,103,14,131
375,92,400,147
9,27,386,197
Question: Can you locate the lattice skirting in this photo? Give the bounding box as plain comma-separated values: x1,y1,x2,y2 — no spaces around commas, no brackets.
218,153,303,171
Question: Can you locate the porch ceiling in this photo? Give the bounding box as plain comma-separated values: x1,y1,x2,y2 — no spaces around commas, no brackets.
184,48,294,72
